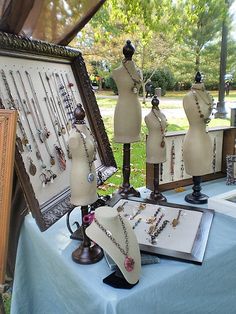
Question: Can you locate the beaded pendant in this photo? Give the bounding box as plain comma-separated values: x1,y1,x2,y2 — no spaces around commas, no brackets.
124,256,135,272
87,172,95,183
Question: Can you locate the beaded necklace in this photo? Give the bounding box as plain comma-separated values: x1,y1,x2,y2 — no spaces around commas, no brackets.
191,88,213,124
94,214,135,272
122,59,141,94
151,108,167,148
74,124,96,183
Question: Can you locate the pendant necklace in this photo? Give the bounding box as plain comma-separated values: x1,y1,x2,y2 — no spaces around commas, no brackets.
122,59,141,94
151,108,167,148
191,90,213,125
44,97,67,171
94,214,135,272
74,124,96,183
1,69,30,150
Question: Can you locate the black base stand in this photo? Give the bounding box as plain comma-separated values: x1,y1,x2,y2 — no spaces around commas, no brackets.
72,205,103,264
67,195,111,241
185,176,208,204
149,164,167,202
118,143,140,197
103,267,138,289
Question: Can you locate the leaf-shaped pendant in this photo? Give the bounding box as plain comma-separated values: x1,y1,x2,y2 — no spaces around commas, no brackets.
29,158,37,176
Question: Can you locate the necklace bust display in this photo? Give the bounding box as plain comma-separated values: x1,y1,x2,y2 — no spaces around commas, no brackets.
68,104,98,206
86,206,141,285
145,96,167,164
182,72,213,204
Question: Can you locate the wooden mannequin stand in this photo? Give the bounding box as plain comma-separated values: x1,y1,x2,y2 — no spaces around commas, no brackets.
150,164,167,202
72,205,104,264
185,176,208,204
118,143,140,197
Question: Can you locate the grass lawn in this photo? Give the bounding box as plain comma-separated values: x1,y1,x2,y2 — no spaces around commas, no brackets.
97,92,231,195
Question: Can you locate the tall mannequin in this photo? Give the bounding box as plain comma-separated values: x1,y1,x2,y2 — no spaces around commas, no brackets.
68,104,103,264
112,40,142,197
86,206,141,287
183,72,214,204
145,96,167,201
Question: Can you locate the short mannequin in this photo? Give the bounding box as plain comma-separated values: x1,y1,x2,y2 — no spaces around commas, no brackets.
112,50,142,143
68,124,98,206
145,96,167,201
145,100,167,164
86,206,141,285
183,82,213,176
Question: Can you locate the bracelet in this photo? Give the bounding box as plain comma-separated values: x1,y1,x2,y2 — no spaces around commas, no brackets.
150,220,169,245
148,213,164,235
130,202,146,220
132,217,142,229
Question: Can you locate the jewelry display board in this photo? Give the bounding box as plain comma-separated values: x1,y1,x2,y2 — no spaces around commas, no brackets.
226,155,236,185
109,196,214,264
0,31,117,231
0,109,17,288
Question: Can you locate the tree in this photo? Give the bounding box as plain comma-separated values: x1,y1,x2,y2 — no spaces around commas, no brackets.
175,0,225,74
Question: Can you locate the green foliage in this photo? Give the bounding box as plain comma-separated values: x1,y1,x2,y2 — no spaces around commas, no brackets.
143,68,175,95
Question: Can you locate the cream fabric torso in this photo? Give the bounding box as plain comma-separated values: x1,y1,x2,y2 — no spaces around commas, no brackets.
183,83,213,176
86,206,141,284
112,60,142,143
145,107,167,164
68,124,97,206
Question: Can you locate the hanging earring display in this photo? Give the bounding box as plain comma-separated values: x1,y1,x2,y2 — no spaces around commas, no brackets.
212,137,216,174
180,140,184,179
170,140,175,181
122,59,141,94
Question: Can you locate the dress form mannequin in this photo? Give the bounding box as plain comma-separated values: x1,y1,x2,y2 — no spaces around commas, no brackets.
183,72,214,204
112,40,142,197
68,104,103,264
145,96,167,201
86,206,141,288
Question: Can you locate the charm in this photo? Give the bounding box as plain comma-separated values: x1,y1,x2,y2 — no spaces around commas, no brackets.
87,173,95,183
21,136,29,146
132,86,138,94
146,216,156,224
36,151,41,160
124,256,135,272
50,156,56,166
161,140,165,148
28,158,37,176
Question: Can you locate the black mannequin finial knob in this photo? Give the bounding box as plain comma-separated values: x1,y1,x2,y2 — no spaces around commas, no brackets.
74,104,85,122
195,71,202,83
123,40,135,60
151,95,160,107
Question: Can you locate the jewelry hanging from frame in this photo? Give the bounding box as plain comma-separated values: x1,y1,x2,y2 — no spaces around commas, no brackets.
0,31,117,231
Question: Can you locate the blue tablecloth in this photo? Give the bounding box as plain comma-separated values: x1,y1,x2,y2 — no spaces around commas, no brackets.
11,179,236,314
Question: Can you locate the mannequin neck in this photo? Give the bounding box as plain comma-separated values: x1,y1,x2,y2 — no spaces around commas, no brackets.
191,83,206,91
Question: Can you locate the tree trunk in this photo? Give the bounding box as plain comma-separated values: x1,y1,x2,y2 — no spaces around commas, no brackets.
215,1,228,118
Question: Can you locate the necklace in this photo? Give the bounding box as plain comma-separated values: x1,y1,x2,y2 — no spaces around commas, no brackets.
151,108,167,148
122,59,141,94
191,90,213,124
74,124,96,183
94,214,135,272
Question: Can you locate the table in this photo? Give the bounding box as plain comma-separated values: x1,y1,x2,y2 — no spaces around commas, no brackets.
11,178,236,314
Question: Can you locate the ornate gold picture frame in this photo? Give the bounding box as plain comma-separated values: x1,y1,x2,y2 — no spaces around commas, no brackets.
0,109,17,287
0,31,117,231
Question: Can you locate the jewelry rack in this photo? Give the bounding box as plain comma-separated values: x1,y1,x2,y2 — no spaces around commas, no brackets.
0,31,117,231
109,196,214,264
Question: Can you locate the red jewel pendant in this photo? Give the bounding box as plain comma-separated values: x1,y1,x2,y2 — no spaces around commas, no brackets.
124,256,135,272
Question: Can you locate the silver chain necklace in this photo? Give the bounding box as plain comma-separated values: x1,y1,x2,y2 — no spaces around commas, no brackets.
74,124,96,183
94,214,135,272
